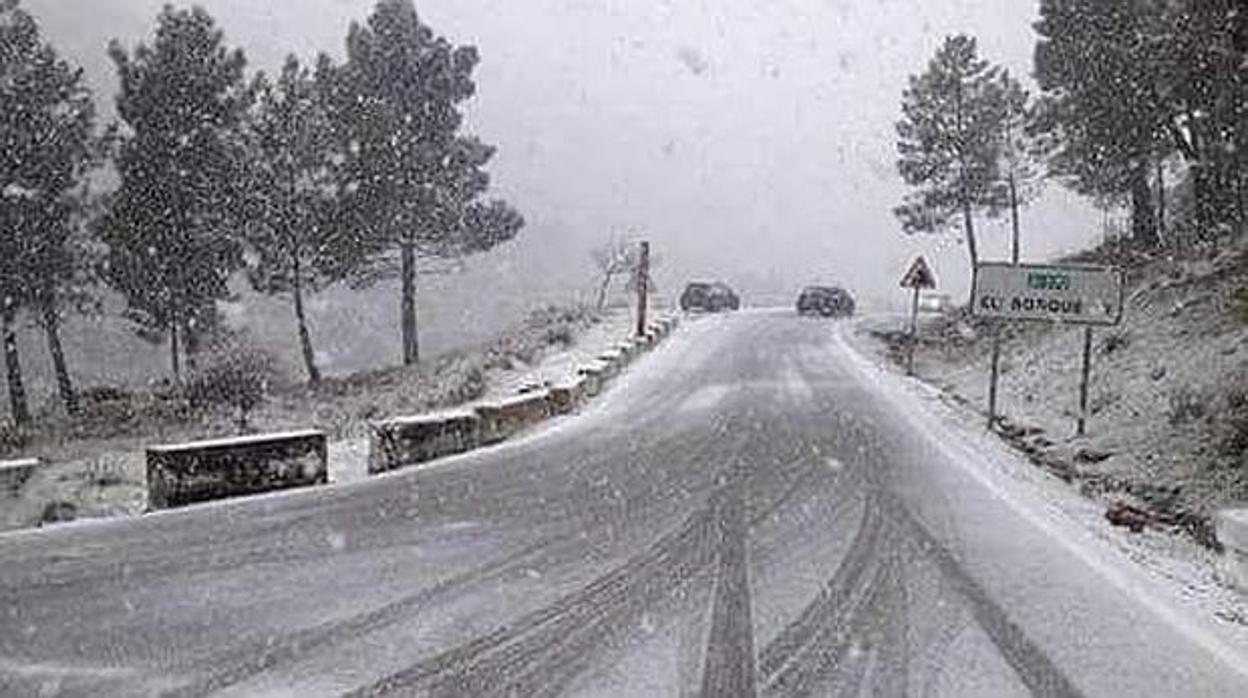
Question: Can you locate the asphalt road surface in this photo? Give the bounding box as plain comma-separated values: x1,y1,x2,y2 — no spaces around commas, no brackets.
3,310,1248,697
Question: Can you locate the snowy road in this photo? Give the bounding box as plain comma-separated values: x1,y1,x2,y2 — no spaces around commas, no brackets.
3,310,1248,696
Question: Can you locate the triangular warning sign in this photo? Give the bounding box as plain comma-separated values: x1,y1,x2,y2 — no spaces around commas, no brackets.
900,256,937,290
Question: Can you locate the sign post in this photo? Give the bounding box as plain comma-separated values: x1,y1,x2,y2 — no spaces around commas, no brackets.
1077,326,1094,436
972,262,1123,436
899,256,937,376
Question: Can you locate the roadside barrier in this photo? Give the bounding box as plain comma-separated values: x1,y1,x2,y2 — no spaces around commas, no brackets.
369,409,480,475
1216,507,1248,591
476,392,555,445
366,313,681,474
146,430,327,510
0,458,40,496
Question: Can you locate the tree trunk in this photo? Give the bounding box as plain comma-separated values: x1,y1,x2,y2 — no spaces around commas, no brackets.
1008,170,1021,265
183,308,202,373
1156,159,1166,244
292,268,321,385
1193,163,1217,250
169,321,182,384
596,272,613,310
3,307,30,426
961,196,979,270
183,319,199,373
1131,162,1158,247
400,237,419,366
41,297,78,416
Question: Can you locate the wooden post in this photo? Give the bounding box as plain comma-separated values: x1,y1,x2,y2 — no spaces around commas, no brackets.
907,286,920,376
1077,326,1094,437
636,241,650,338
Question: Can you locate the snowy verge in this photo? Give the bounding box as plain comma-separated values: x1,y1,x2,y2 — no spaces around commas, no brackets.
838,318,1248,633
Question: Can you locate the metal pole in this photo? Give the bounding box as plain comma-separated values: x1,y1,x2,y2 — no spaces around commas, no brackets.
907,286,919,376
989,173,1020,430
1077,326,1094,436
636,241,650,338
988,327,1002,429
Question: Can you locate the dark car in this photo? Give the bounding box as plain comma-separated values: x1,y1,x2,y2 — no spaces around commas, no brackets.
796,285,855,317
680,281,741,312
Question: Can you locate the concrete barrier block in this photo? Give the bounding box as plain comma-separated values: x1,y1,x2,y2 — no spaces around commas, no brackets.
548,377,591,416
1217,507,1248,590
596,351,624,379
613,342,637,361
147,430,327,510
0,458,40,496
475,392,553,445
577,365,606,397
369,409,481,474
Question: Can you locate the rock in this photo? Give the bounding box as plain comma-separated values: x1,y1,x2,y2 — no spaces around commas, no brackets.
1074,447,1114,464
1150,366,1167,381
1106,501,1153,533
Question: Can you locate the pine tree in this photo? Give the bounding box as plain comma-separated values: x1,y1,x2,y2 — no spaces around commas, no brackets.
99,6,252,381
1,0,99,420
895,35,1006,268
994,70,1043,263
336,0,522,365
244,54,368,385
1163,0,1246,238
1032,0,1169,246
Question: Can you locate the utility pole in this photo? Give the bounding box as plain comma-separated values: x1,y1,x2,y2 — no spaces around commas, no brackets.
636,241,650,338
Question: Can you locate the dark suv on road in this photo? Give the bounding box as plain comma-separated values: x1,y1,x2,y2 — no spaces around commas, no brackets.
796,285,855,317
680,281,741,312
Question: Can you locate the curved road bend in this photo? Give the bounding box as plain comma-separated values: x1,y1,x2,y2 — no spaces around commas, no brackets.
2,310,1247,697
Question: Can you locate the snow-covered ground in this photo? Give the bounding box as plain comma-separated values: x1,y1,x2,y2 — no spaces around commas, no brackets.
845,309,1248,630
328,308,646,484
0,305,653,532
833,319,1248,685
858,244,1247,553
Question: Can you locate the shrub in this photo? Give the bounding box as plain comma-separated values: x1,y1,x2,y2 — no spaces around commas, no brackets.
545,323,574,347
185,337,276,432
1232,286,1248,326
1100,331,1131,355
1168,385,1206,426
80,385,132,405
1215,373,1248,464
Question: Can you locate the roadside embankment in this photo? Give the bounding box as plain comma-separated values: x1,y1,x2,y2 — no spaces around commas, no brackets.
862,242,1248,550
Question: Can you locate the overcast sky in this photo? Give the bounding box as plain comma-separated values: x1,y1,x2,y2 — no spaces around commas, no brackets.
26,0,1101,311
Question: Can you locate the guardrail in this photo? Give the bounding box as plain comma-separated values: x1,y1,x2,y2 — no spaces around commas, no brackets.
147,430,328,510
